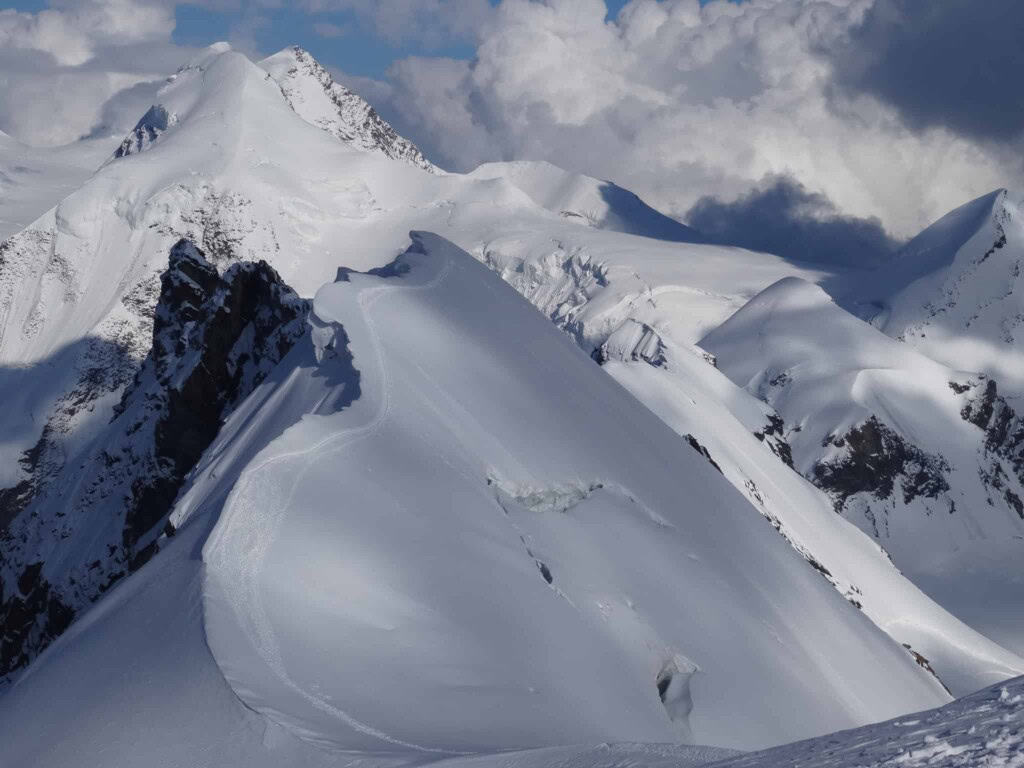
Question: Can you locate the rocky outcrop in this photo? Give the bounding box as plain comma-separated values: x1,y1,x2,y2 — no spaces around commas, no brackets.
113,105,176,159
0,239,308,681
812,417,951,515
959,377,1024,519
754,413,795,469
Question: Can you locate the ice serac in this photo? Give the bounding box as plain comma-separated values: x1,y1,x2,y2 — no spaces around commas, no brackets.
702,276,1024,659
261,46,436,172
199,232,953,755
0,238,307,680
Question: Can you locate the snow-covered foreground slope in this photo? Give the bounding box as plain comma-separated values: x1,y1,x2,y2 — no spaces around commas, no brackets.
714,674,1024,768
702,278,1024,657
198,233,957,752
0,233,963,764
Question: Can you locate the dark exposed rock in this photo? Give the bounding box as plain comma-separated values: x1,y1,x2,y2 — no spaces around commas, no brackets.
0,563,73,674
113,105,174,159
812,416,950,512
0,239,309,680
684,434,723,474
961,379,999,429
754,413,795,469
960,377,1024,520
902,643,951,695
119,239,310,547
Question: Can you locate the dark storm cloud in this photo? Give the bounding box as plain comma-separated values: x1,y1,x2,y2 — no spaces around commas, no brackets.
830,0,1024,142
686,176,901,268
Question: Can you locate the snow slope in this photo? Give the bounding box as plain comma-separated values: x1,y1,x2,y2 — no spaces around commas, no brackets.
702,277,1024,656
599,330,1023,696
0,233,963,766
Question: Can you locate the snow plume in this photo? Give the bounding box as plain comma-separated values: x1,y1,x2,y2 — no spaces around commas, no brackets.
687,175,901,267
379,0,1020,238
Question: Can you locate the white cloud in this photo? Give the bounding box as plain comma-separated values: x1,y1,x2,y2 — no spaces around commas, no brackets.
0,0,186,146
380,0,1024,237
299,0,494,48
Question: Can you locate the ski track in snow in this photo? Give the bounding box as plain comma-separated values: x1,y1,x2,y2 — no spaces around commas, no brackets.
203,250,458,754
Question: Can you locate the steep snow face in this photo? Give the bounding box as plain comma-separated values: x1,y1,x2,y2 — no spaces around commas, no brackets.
261,46,435,172
468,162,703,243
197,234,957,754
702,277,1024,656
0,239,307,680
847,189,1024,396
716,674,1024,768
0,234,955,765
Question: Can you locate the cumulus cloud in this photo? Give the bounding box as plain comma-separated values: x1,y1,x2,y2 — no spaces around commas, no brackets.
687,175,900,267
378,0,1023,238
0,0,188,146
830,0,1024,143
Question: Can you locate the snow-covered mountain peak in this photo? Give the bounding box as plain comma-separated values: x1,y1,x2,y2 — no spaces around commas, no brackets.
843,187,1024,394
260,46,436,172
468,161,704,242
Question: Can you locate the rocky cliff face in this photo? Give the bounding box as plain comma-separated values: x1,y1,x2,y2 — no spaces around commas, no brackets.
261,46,436,172
0,240,308,680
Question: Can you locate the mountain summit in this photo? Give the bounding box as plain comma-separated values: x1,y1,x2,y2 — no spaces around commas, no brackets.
261,46,436,172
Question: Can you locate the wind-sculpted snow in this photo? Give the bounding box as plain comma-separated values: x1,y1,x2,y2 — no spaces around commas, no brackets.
200,233,952,754
715,674,1024,768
